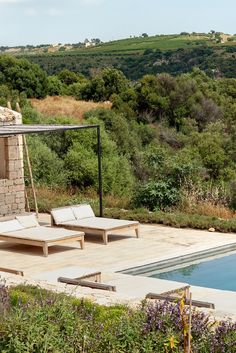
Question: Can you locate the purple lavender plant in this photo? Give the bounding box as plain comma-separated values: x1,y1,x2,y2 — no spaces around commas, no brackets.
0,283,10,313
210,320,236,353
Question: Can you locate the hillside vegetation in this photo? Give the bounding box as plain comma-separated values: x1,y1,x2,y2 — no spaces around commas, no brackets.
1,54,236,230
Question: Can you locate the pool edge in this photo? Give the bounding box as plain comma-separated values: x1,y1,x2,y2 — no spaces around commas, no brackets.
119,242,236,275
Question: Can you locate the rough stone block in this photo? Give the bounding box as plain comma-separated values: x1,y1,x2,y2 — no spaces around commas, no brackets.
16,191,25,199
11,203,19,211
5,194,14,204
0,206,8,216
7,171,18,179
6,138,18,146
7,186,14,193
16,197,25,204
6,180,13,186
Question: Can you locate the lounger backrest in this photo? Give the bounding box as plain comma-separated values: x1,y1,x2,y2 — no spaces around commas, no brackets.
51,207,76,225
72,204,95,220
16,214,39,228
0,219,24,233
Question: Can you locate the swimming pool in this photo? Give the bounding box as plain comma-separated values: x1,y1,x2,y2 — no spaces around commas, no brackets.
150,251,236,291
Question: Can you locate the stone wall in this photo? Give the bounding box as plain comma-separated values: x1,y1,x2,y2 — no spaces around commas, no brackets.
0,107,25,216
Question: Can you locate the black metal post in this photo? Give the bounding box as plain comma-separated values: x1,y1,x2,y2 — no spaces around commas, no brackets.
97,126,103,217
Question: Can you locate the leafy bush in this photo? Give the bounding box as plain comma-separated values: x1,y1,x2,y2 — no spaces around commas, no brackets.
47,75,66,95
133,180,181,211
26,136,67,186
65,141,134,196
0,84,28,109
0,55,48,98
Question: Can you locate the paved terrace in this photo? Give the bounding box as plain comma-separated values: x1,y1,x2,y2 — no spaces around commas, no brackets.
1,214,236,318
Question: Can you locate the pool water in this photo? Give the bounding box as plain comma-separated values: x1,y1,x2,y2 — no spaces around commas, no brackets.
150,252,236,291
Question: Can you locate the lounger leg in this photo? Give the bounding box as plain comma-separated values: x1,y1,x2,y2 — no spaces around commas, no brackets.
103,231,108,245
79,236,85,250
43,243,48,257
95,273,101,283
135,226,140,238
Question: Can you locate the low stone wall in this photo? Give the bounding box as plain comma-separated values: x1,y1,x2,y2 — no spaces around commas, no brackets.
0,107,25,216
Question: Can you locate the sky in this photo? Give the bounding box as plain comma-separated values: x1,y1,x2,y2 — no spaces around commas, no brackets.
0,0,235,46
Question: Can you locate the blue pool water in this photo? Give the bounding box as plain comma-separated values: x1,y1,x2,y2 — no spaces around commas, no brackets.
151,252,236,291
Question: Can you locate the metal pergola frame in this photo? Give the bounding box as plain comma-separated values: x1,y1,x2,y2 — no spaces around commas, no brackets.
0,124,103,216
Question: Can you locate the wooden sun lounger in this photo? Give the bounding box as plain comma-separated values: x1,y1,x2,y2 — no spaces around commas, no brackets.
58,277,116,292
0,217,84,257
32,266,116,292
146,293,215,309
51,204,140,245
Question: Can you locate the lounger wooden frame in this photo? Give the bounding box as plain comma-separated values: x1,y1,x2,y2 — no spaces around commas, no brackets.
58,276,116,292
0,267,24,276
0,232,84,257
146,293,215,309
51,216,140,245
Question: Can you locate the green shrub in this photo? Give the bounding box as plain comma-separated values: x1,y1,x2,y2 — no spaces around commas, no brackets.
26,136,67,186
0,54,48,98
47,75,66,95
133,180,181,211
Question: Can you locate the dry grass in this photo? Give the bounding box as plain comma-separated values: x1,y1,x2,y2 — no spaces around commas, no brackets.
26,186,76,213
26,186,130,214
30,96,112,122
177,186,236,220
179,197,236,219
190,202,236,220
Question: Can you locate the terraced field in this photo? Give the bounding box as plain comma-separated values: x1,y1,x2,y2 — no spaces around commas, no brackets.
51,34,213,55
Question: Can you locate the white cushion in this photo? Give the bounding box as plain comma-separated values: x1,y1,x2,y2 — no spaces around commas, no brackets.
16,214,39,228
0,219,24,233
51,208,76,225
72,204,95,220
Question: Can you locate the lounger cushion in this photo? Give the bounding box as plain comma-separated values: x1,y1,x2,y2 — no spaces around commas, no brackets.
72,204,95,220
51,208,76,225
0,219,24,233
16,214,39,228
62,217,139,231
1,226,84,242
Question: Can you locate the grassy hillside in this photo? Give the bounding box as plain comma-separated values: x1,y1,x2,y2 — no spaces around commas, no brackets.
19,33,234,57
14,33,236,79
52,34,212,55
